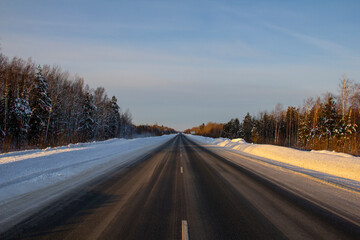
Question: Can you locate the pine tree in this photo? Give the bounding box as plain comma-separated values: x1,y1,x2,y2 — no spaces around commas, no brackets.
222,118,240,139
78,92,97,141
221,121,231,138
298,111,311,149
108,96,121,138
242,113,253,143
29,66,52,146
322,96,338,149
344,118,357,151
336,114,358,151
259,112,271,144
231,118,241,138
8,91,32,147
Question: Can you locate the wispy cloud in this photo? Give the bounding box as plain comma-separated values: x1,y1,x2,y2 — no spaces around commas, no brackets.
180,41,269,59
0,15,191,33
265,23,360,61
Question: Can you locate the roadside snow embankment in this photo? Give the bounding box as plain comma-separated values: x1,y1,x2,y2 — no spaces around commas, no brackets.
0,134,175,232
187,135,360,183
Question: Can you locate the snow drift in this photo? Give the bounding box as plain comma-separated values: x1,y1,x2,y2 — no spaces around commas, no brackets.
187,135,360,183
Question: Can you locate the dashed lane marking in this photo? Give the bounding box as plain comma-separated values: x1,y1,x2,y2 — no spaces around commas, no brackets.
182,220,189,240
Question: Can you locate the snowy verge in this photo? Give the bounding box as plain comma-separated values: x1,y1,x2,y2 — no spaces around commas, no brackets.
187,135,360,184
0,134,176,233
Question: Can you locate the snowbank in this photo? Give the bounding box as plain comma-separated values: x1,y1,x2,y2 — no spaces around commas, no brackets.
187,135,360,183
0,135,175,232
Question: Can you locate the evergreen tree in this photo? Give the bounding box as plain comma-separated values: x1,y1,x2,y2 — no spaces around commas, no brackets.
231,118,241,138
221,123,229,138
259,112,271,143
222,118,241,139
336,114,357,151
298,111,311,149
8,91,32,147
78,92,97,141
241,113,253,143
29,66,51,146
108,96,121,138
321,96,338,149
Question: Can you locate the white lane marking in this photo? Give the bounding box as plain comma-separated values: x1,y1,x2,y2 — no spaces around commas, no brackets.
180,166,183,173
182,220,189,240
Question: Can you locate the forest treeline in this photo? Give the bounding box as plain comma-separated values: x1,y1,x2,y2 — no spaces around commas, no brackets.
0,53,173,153
184,122,223,138
135,124,177,137
186,77,360,155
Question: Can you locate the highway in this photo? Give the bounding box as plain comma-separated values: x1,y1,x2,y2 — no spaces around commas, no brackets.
2,134,360,239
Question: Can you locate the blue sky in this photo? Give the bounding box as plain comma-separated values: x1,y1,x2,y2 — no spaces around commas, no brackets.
1,0,359,130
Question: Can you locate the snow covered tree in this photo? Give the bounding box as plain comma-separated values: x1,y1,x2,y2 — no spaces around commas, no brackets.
0,53,136,152
222,118,241,139
93,87,107,140
78,92,97,141
29,66,52,146
8,91,32,147
106,96,121,138
120,109,133,138
336,115,357,152
298,105,312,149
319,95,338,149
343,119,357,148
66,77,85,143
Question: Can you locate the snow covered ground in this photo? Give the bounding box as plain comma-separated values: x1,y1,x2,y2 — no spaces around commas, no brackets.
187,135,360,191
0,134,175,232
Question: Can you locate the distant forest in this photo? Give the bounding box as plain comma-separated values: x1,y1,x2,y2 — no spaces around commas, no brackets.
0,53,175,153
185,77,359,155
135,124,177,137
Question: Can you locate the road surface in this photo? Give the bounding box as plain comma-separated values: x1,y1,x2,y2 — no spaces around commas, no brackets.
2,134,360,239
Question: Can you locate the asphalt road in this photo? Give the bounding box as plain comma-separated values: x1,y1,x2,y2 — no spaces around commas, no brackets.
2,134,360,239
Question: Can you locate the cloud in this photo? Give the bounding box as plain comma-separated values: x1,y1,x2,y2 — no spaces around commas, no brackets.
265,24,360,61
